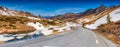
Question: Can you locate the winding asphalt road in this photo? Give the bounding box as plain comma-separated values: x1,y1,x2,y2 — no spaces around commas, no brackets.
0,26,117,47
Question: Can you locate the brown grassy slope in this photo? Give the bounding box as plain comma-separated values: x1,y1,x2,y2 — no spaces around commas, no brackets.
0,15,65,34
95,21,120,44
0,16,36,34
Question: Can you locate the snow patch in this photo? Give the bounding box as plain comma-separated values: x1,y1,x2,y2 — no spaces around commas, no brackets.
0,10,9,15
41,30,53,35
110,8,120,22
85,15,108,29
0,35,14,41
27,22,44,30
27,22,46,35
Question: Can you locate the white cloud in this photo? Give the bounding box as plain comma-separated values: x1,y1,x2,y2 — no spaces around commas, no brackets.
8,6,84,17
40,8,84,17
56,8,83,13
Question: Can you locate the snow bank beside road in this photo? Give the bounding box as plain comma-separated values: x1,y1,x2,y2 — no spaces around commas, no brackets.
0,35,14,41
27,22,75,35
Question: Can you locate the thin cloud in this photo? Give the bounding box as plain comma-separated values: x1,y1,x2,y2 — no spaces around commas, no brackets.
40,8,85,16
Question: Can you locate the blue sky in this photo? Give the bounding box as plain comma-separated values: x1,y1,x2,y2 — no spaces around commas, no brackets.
0,0,120,17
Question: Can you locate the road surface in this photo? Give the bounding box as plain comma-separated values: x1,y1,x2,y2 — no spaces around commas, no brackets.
0,26,118,47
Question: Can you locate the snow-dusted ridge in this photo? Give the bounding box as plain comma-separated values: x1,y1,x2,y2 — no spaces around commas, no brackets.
0,7,15,16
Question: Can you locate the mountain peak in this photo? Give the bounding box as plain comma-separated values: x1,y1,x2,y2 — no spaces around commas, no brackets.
100,4,107,7
94,5,108,14
0,6,36,16
98,5,107,9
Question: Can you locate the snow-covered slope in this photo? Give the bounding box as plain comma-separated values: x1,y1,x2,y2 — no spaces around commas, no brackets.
0,9,15,16
0,6,42,21
81,7,120,29
110,7,120,22
27,22,54,35
0,6,16,16
85,15,108,29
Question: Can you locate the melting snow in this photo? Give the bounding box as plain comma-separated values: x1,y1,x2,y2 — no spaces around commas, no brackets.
85,15,108,29
84,7,120,29
27,22,45,35
0,10,9,15
110,8,120,22
41,30,53,35
27,22,44,30
0,35,14,41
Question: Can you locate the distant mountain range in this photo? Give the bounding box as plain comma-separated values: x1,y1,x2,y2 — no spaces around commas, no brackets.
50,5,108,21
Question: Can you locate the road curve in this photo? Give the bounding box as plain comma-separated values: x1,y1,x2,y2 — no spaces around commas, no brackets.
0,26,117,47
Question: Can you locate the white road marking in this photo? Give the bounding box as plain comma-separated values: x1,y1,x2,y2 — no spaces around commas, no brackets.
96,39,99,44
43,46,59,47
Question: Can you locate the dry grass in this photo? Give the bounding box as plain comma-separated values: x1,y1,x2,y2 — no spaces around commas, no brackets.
95,21,120,44
0,16,36,34
53,30,60,34
0,15,64,34
39,19,65,27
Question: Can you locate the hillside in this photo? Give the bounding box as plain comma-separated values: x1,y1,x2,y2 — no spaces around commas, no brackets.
77,5,120,28
77,5,120,44
51,13,81,22
0,6,76,41
0,6,35,17
96,21,120,44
